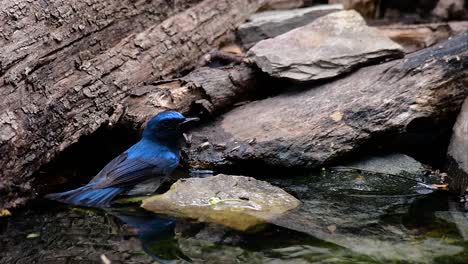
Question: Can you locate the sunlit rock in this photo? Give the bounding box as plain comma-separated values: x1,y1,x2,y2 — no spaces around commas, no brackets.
141,174,300,231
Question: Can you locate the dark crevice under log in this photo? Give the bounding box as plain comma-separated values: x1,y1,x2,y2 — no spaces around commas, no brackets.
0,0,265,209
31,64,266,199
185,32,468,173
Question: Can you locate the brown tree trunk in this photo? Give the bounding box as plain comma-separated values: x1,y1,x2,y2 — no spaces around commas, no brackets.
0,0,265,209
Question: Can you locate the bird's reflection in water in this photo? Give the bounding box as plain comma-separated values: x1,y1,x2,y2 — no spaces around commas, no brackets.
107,207,191,263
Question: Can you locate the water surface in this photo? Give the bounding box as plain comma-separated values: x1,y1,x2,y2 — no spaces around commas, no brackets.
2,170,467,263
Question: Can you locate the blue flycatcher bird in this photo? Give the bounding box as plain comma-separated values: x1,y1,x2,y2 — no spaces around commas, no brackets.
45,111,199,208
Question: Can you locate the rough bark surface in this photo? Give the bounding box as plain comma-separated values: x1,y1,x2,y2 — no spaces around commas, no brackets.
122,65,259,130
0,0,265,209
0,0,201,76
186,32,468,170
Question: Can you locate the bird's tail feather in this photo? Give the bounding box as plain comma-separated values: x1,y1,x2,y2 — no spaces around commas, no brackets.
45,184,123,208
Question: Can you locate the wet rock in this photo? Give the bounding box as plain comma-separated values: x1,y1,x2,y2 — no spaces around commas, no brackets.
186,33,468,170
3,173,466,263
268,171,462,263
447,98,468,195
248,10,404,81
338,153,428,176
238,5,343,49
141,174,300,231
330,0,380,18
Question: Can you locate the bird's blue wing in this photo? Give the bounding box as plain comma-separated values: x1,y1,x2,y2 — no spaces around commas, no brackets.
91,154,179,189
90,153,128,183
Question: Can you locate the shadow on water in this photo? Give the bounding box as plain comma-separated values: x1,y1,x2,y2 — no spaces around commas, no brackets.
2,170,468,264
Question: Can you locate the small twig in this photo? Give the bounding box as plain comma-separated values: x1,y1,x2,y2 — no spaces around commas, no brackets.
198,49,251,66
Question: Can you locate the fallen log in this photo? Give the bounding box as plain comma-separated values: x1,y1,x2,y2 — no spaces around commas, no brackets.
185,32,468,171
0,0,265,209
122,65,260,130
0,0,202,76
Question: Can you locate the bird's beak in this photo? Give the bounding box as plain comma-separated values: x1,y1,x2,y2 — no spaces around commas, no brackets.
180,117,200,125
179,117,200,127
178,117,200,131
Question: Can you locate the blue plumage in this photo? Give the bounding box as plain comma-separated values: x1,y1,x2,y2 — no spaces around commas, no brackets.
45,111,198,208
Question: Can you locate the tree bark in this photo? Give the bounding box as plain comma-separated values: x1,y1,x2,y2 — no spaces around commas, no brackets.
122,65,260,130
0,0,202,76
0,0,265,209
185,32,468,171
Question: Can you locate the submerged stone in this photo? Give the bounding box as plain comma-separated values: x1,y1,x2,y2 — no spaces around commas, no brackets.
248,10,403,81
268,171,462,263
141,174,300,231
337,153,428,177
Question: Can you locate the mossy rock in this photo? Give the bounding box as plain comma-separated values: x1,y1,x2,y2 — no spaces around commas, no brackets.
141,174,300,231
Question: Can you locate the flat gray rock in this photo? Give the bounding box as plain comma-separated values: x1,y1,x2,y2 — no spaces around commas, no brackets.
248,10,404,81
141,174,300,231
447,98,468,194
238,4,343,48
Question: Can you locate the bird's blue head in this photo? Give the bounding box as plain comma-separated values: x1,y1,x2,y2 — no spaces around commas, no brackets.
143,111,199,143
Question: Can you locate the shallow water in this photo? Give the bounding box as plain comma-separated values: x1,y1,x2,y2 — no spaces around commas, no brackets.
1,170,468,264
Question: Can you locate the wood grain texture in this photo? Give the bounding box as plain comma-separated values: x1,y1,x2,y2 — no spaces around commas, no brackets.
0,0,265,209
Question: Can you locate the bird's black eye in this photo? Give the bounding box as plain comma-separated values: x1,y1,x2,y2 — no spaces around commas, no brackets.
159,119,179,129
